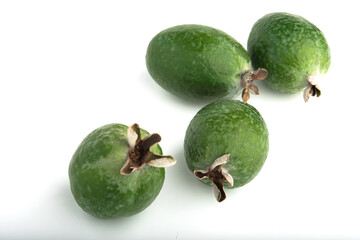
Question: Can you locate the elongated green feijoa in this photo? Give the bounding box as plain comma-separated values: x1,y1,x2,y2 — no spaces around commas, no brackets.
146,24,268,102
69,123,176,218
247,12,331,102
184,99,269,202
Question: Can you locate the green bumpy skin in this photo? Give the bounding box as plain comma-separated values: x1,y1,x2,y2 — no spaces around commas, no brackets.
69,124,164,219
247,12,331,94
146,24,251,101
184,99,269,188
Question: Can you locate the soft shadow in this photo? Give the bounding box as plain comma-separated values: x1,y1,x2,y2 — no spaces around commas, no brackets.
255,80,300,101
56,181,142,227
164,146,213,200
199,236,357,240
139,69,300,106
138,70,220,108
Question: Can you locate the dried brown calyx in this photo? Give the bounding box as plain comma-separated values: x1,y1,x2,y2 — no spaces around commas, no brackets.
194,154,233,202
240,68,268,103
303,76,321,102
120,123,176,175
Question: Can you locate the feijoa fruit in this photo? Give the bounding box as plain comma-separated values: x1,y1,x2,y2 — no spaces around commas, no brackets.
69,123,176,218
184,99,269,202
247,12,331,102
146,24,267,102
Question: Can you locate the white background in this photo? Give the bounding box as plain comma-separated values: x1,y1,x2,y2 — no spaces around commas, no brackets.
1,0,359,239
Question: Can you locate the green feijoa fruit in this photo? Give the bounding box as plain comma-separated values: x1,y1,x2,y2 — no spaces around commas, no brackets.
184,99,269,202
69,123,176,218
247,12,331,102
146,24,268,103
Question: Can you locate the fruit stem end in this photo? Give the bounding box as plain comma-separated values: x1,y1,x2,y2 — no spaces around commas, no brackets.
194,154,233,202
303,83,321,103
240,68,268,102
120,124,176,175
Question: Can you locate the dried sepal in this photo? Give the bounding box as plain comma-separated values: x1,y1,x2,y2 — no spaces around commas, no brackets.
193,154,233,202
222,170,234,187
210,154,231,169
314,85,321,97
248,84,260,95
145,153,176,167
120,123,176,175
194,170,208,179
120,157,134,175
127,123,141,148
252,68,268,80
304,86,312,103
136,133,161,152
212,179,226,202
242,89,250,103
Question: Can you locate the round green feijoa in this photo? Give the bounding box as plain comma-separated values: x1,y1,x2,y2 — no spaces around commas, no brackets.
184,99,269,202
69,123,176,218
146,24,268,103
247,12,331,102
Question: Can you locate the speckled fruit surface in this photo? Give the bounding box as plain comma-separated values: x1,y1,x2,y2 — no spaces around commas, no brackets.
69,124,165,218
184,100,269,190
247,12,331,95
146,24,251,101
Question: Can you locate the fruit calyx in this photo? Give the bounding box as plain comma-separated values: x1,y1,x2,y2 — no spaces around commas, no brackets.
194,154,234,202
240,68,268,103
120,123,176,175
303,76,321,102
